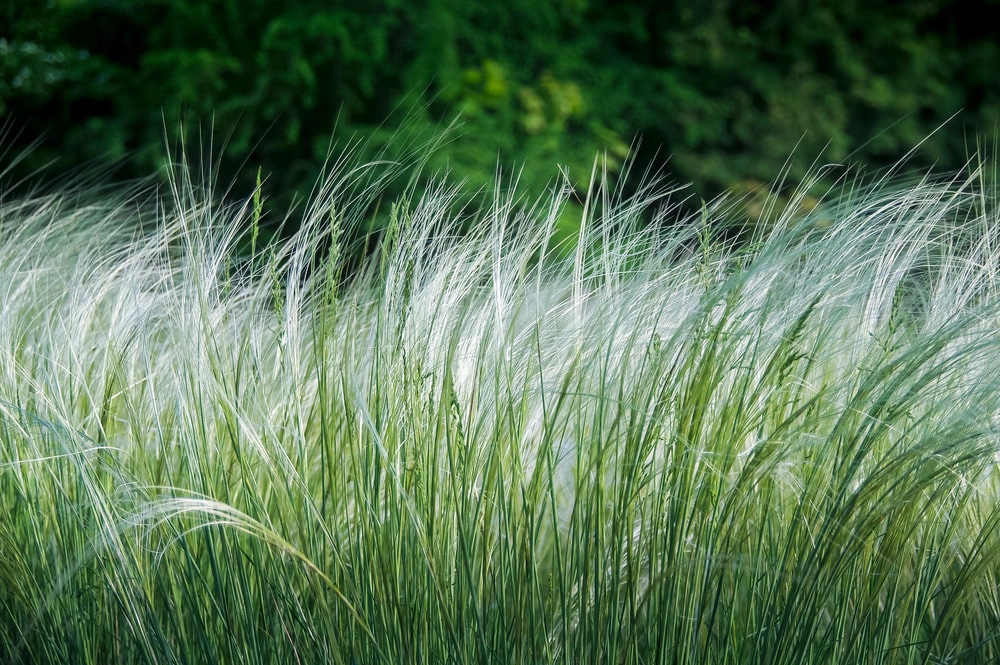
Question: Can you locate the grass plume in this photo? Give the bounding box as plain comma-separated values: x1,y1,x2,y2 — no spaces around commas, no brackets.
2,147,1000,664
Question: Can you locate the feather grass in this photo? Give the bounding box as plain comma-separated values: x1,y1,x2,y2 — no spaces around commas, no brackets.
1,148,1000,664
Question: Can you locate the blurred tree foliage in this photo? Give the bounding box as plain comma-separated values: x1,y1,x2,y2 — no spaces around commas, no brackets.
1,0,997,232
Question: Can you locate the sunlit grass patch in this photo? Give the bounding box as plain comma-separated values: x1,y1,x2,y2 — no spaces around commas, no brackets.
2,150,1000,664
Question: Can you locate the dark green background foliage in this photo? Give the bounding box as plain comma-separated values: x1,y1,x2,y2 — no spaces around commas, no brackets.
2,0,998,226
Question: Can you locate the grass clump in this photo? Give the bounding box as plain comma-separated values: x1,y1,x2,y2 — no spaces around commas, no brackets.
2,147,1000,664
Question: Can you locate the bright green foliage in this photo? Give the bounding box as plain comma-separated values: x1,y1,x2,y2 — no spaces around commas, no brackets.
2,145,1000,663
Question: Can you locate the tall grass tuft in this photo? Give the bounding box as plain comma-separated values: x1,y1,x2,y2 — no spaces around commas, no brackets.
2,146,1000,664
